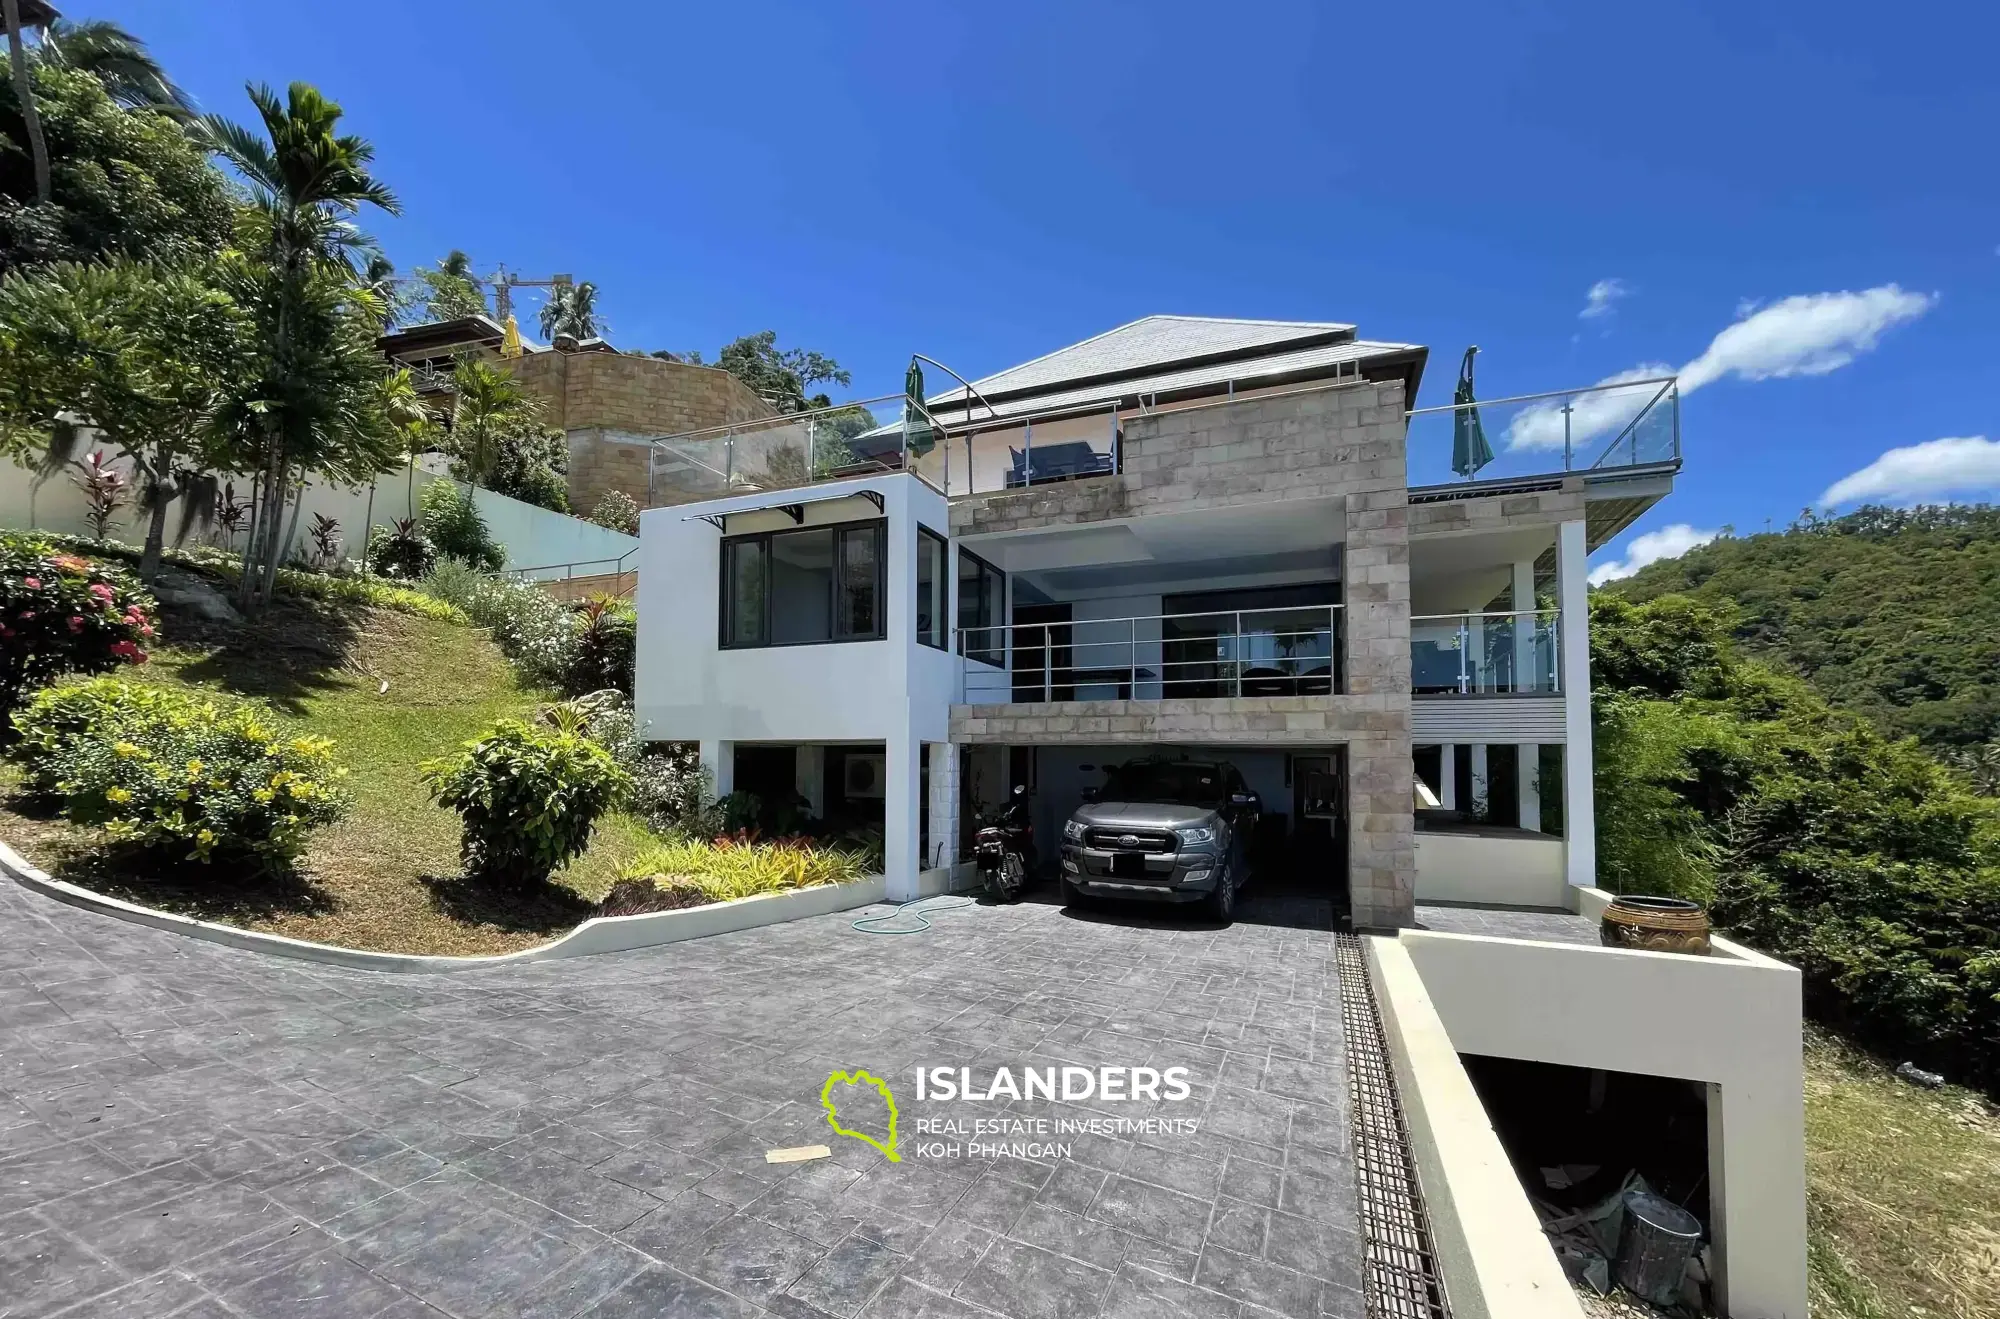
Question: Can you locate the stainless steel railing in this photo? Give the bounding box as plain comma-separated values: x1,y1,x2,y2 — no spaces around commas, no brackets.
1409,609,1560,695
956,604,1343,704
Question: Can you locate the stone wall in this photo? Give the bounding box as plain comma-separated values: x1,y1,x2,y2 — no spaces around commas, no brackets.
1408,477,1586,539
504,352,774,515
948,381,1418,928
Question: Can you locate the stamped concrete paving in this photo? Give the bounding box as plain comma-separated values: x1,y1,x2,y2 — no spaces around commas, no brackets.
1,877,1363,1319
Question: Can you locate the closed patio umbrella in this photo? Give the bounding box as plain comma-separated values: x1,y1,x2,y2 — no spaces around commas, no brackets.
1452,346,1493,479
904,358,935,458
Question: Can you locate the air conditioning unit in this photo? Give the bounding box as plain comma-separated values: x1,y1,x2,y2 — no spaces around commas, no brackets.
843,753,886,799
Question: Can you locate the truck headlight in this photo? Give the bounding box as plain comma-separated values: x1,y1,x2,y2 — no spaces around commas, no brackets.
1175,826,1217,846
1063,819,1086,842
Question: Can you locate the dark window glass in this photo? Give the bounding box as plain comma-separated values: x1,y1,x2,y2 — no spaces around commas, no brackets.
916,527,947,649
724,539,768,646
770,528,834,644
959,549,1006,666
838,525,879,638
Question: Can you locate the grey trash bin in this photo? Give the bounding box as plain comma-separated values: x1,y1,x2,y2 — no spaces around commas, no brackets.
1614,1190,1702,1306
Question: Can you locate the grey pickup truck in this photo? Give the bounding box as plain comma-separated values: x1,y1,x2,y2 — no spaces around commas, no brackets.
1057,758,1260,922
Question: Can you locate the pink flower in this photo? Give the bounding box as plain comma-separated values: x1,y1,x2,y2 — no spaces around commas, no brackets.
88,583,114,601
138,624,154,637
67,615,84,633
18,610,33,621
22,576,40,589
110,640,145,664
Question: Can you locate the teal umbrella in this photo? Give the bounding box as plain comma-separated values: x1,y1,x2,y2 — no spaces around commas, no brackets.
1451,346,1493,479
904,358,935,457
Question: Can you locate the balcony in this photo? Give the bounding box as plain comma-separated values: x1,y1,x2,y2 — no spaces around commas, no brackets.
958,604,1344,705
1403,377,1680,488
1411,609,1560,696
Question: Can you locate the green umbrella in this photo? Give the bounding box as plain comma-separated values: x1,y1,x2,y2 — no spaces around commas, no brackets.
904,358,935,458
1451,345,1493,479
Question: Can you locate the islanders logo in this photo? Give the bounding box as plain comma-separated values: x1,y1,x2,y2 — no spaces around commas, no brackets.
820,1068,901,1162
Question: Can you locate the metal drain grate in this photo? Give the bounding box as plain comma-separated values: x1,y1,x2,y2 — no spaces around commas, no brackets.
1335,932,1450,1319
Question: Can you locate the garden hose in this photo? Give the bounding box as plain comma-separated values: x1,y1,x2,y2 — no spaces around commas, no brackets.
851,894,978,935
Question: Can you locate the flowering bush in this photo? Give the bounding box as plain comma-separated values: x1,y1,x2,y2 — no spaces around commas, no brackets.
365,517,437,581
567,596,635,695
0,533,156,723
8,678,351,869
587,490,641,536
421,713,629,888
419,563,580,689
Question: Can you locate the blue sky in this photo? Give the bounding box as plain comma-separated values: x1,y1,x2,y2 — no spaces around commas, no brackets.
100,0,2000,578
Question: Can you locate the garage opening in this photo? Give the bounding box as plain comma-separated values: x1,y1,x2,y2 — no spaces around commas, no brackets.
964,744,1349,929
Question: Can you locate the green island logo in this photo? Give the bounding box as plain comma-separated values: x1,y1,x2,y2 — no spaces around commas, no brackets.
820,1068,901,1162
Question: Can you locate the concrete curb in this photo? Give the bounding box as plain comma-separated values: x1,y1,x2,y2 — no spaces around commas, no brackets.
0,838,886,974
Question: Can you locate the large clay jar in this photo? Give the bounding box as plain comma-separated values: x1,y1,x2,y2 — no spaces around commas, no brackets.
1600,895,1711,955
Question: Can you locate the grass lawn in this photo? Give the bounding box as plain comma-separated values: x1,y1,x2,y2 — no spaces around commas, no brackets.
0,577,654,955
1806,1029,2000,1319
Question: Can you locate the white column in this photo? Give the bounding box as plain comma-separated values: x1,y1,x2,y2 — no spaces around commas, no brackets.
1558,519,1595,886
1439,743,1458,811
884,728,921,901
1466,611,1486,692
699,739,734,798
1512,560,1537,692
926,743,959,871
1469,744,1489,818
1517,744,1541,833
795,745,824,820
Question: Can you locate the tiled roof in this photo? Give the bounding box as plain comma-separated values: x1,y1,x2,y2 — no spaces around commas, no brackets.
930,314,1363,405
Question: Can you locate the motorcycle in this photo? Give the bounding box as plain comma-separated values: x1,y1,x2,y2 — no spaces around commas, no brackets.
974,785,1035,902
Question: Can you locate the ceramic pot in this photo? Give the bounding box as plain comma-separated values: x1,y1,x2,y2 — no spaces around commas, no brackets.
1600,895,1710,955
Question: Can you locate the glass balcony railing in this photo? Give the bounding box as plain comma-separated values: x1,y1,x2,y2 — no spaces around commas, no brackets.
1404,377,1679,488
640,395,916,507
958,604,1343,704
1411,610,1560,695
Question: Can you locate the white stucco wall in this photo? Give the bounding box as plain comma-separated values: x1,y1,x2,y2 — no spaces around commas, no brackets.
1399,927,1807,1319
1414,832,1567,908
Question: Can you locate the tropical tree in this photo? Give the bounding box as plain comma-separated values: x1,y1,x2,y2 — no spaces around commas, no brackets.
2,0,49,204
0,259,251,579
711,330,851,412
447,356,536,488
199,80,400,606
0,64,231,273
418,248,487,322
537,280,598,341
361,253,419,331
35,18,192,115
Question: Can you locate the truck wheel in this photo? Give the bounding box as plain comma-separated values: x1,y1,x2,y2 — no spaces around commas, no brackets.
1203,866,1236,926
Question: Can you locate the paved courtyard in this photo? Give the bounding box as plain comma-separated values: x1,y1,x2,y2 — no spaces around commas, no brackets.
1,875,1363,1319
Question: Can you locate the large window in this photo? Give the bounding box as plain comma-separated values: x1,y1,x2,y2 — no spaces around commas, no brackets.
721,520,886,648
916,527,948,649
958,548,1006,666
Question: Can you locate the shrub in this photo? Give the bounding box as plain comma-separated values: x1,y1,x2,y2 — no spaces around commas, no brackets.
9,678,350,869
418,566,580,690
1,533,155,723
420,481,505,572
421,713,630,888
595,877,710,916
569,597,635,695
618,833,871,904
575,699,719,836
588,490,641,536
365,517,437,581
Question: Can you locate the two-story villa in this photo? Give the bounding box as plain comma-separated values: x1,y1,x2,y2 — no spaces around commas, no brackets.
631,314,1682,928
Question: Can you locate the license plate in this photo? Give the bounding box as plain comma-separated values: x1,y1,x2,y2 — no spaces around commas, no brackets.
1110,852,1146,878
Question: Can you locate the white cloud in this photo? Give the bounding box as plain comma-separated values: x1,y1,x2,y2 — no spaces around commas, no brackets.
1822,436,2000,505
1506,364,1674,452
1580,278,1628,320
1678,285,1935,390
1588,523,1722,586
1505,283,1936,453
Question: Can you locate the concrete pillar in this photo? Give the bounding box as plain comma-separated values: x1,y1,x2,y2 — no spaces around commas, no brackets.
795,745,824,820
1439,743,1457,811
1557,519,1595,887
1466,612,1486,693
926,743,959,871
884,728,921,901
1469,744,1489,818
699,739,734,799
1517,745,1541,833
1512,560,1537,692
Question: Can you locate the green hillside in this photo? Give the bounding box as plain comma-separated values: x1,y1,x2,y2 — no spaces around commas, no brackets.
1607,505,2000,753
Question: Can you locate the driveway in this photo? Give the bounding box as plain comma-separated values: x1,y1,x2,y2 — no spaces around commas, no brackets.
1,875,1364,1319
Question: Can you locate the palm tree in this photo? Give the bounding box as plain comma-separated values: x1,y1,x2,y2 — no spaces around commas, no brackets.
2,0,51,203
538,280,599,342
449,357,533,488
37,18,192,116
199,81,399,606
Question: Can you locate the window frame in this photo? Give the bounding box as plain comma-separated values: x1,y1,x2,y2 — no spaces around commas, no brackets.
957,546,1007,665
916,525,949,651
717,516,888,650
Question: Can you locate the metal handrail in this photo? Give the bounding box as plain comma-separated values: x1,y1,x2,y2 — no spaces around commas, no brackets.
960,602,1346,634
637,393,910,448
1410,608,1560,696
491,546,638,591
1402,376,1678,417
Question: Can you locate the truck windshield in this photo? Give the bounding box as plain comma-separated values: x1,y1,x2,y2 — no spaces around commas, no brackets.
1101,762,1225,806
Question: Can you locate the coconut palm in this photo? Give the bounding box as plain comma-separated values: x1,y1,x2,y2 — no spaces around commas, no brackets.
37,18,192,116
538,280,599,342
2,0,50,203
199,81,399,606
